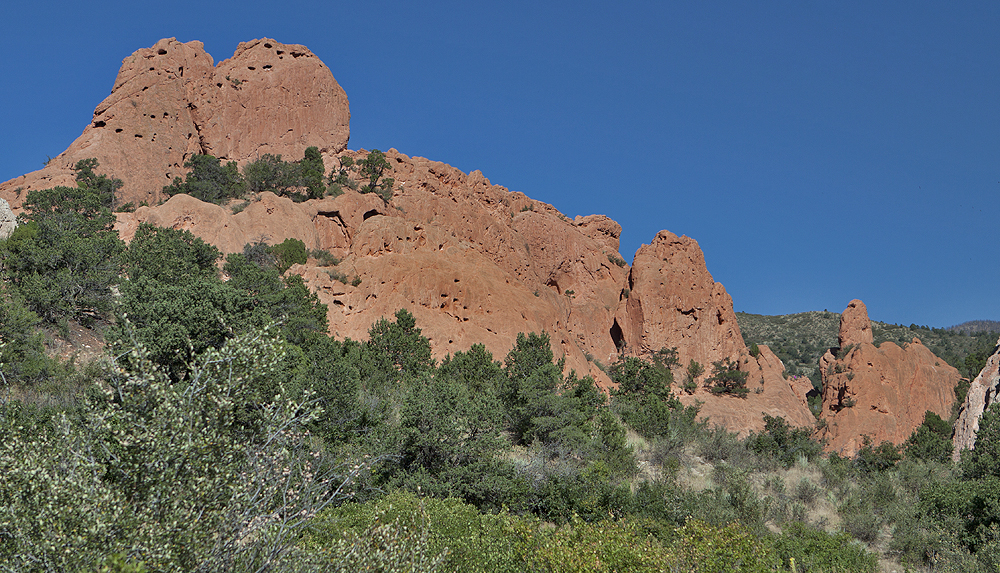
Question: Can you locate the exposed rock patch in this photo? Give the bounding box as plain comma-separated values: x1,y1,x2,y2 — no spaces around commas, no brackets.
615,230,745,368
816,300,959,456
0,38,349,208
952,336,1000,459
14,38,818,437
0,199,17,240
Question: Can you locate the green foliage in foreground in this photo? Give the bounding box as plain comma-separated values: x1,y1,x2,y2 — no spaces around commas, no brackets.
306,491,877,573
0,327,360,572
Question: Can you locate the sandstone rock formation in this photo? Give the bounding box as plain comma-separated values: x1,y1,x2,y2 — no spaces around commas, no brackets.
19,38,817,436
0,199,16,240
952,336,1000,459
614,230,745,368
816,300,959,456
839,299,873,347
0,38,349,208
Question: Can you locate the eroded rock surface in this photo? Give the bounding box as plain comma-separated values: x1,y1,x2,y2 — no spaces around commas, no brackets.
952,337,1000,459
0,38,349,208
17,38,817,436
0,199,16,240
816,300,959,456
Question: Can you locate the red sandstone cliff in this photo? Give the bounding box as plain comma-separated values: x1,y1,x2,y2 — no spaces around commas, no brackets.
5,38,816,436
816,300,959,456
0,38,349,208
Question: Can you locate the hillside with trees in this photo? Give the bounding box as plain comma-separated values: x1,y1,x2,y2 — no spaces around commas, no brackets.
0,158,998,572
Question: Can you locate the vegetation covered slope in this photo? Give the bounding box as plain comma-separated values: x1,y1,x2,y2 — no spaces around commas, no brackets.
3,159,1000,572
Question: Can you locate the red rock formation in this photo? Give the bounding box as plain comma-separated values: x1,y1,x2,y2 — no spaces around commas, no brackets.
839,299,873,347
615,230,745,369
816,300,959,456
0,38,349,208
682,346,817,437
952,336,1000,459
21,38,817,436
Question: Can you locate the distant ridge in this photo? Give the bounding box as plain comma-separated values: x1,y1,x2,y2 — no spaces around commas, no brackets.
947,320,1000,334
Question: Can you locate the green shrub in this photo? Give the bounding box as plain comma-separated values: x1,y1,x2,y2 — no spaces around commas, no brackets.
855,435,902,473
745,414,823,469
162,154,245,204
2,181,125,325
904,411,954,463
269,237,308,273
300,146,326,200
90,554,149,573
328,155,358,196
358,149,395,202
0,327,361,572
772,522,877,572
124,223,221,284
962,404,1000,480
670,519,774,573
310,248,340,267
243,153,299,198
0,286,58,385
705,358,749,398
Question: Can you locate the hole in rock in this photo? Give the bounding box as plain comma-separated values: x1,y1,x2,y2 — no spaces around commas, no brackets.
149,67,155,71
362,209,379,221
157,48,167,55
610,319,625,350
264,43,273,48
276,50,284,55
93,121,106,128
134,134,143,138
115,128,123,133
247,66,256,70
263,64,272,69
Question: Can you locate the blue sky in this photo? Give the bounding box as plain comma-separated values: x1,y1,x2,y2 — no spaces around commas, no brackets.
2,1,998,327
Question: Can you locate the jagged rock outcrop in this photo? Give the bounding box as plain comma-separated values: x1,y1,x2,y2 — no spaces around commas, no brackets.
0,38,349,208
0,199,16,240
614,230,745,368
20,38,816,436
952,336,1000,459
816,300,959,456
839,299,873,347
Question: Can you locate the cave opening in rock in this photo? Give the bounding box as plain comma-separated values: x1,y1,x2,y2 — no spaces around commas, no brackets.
610,319,625,351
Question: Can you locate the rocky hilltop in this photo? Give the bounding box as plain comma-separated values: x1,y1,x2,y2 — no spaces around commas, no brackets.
0,38,349,208
815,300,959,456
1,38,869,436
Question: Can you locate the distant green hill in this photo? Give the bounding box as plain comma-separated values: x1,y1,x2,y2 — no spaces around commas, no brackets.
947,319,1000,334
736,311,998,389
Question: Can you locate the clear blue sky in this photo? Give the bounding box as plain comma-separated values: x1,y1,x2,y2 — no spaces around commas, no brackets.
2,1,998,327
